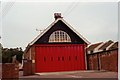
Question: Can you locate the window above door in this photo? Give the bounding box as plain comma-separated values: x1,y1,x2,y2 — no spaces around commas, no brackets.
49,30,71,42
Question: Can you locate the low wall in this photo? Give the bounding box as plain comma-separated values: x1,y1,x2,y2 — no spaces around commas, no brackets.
23,60,35,76
2,63,19,79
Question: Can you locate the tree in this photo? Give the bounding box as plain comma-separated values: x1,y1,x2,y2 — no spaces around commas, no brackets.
2,47,24,63
16,51,23,63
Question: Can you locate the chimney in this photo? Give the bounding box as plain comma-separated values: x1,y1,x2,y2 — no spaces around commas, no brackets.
54,13,62,20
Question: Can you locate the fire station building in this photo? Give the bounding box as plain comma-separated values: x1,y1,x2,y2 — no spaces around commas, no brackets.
23,13,90,75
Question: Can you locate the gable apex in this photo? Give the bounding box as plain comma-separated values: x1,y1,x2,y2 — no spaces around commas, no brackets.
29,18,90,45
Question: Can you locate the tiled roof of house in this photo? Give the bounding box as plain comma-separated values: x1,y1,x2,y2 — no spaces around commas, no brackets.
87,40,118,54
108,42,118,50
87,42,103,51
98,40,114,50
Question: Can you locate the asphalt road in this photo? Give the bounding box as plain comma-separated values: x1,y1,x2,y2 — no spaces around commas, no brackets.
19,70,118,79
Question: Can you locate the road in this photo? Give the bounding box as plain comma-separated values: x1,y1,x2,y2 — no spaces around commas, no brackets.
19,70,118,79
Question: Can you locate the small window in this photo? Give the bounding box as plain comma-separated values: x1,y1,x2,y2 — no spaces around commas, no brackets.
58,57,60,61
62,57,64,61
44,57,46,62
49,30,71,42
51,57,53,61
68,56,71,61
75,56,77,60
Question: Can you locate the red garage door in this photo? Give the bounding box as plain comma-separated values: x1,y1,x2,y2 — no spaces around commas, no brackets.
35,44,86,73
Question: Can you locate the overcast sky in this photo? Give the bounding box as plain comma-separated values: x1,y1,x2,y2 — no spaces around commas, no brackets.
1,1,119,50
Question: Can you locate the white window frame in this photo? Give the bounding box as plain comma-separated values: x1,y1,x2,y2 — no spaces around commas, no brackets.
49,30,71,42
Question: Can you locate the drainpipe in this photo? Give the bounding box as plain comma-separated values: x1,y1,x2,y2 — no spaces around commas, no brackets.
30,48,31,60
97,53,100,70
98,53,101,70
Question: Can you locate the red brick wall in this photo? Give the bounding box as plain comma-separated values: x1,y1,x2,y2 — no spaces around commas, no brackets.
100,50,118,71
2,63,19,79
31,46,35,60
31,63,35,74
87,49,118,72
23,60,35,76
87,55,93,70
23,46,35,75
88,54,99,70
24,46,35,60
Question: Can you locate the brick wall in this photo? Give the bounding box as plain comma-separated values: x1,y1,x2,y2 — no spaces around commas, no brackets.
100,50,118,71
87,49,118,72
31,63,35,74
87,54,99,70
23,46,35,76
2,63,19,79
24,46,35,60
23,60,35,76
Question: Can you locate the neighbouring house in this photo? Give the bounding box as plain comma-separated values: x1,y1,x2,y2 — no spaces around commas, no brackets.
87,40,118,72
23,13,90,75
87,42,103,54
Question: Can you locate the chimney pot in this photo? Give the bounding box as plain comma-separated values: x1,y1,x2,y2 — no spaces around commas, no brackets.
54,13,62,20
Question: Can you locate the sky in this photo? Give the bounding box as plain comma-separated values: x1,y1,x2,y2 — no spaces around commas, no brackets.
1,0,119,50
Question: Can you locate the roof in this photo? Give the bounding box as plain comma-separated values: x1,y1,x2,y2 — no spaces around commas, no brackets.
107,42,118,50
87,42,103,51
28,18,90,46
98,40,114,50
87,40,118,54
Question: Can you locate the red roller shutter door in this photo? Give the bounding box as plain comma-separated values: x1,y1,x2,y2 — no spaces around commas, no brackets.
35,44,86,73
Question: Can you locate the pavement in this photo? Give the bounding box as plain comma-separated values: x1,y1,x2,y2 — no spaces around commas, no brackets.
19,70,118,79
